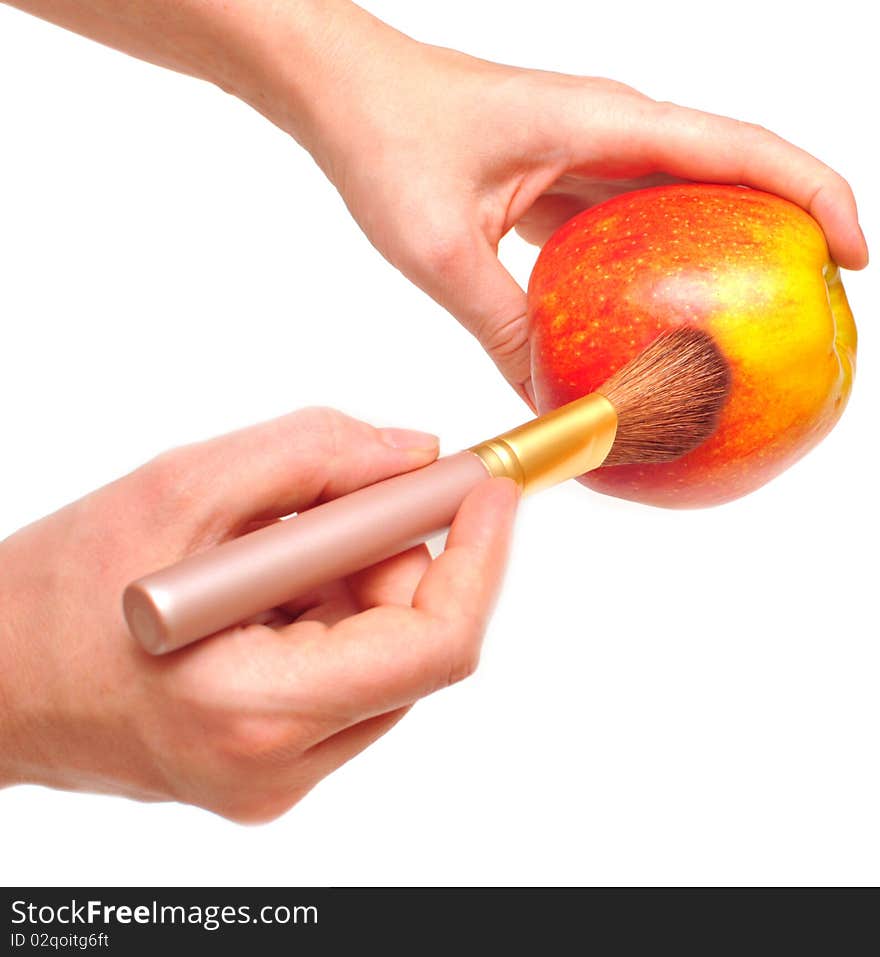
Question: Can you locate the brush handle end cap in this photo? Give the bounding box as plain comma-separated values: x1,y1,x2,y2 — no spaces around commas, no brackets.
123,582,173,655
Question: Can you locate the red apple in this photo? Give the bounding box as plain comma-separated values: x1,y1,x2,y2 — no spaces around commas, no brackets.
528,184,857,507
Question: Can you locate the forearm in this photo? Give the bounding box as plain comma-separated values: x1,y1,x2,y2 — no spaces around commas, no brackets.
2,0,401,155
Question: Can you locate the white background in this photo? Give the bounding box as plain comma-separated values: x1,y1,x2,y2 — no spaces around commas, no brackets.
1,0,877,886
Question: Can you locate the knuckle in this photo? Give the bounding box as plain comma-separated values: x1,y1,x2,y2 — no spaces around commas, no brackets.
479,309,529,364
294,405,350,434
472,305,531,383
136,446,200,512
165,709,312,823
594,76,645,98
833,170,854,193
140,447,184,491
649,99,704,135
215,789,308,825
741,119,773,139
413,225,472,278
651,99,682,119
822,168,855,203
447,648,481,687
220,715,298,768
293,406,367,458
441,616,485,688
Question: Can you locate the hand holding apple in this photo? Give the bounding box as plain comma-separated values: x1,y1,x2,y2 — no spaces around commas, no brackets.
6,0,867,398
528,184,858,507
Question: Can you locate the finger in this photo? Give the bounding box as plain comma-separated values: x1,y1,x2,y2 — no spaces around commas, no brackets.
145,408,439,531
516,192,587,246
578,100,868,269
218,477,519,732
410,478,518,627
515,173,683,245
345,544,432,610
277,570,347,620
650,105,867,268
409,227,532,393
303,707,410,782
238,607,297,629
320,477,519,722
458,241,531,391
276,544,432,620
293,581,361,628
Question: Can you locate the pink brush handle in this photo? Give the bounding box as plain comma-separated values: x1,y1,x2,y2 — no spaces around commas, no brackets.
123,451,490,654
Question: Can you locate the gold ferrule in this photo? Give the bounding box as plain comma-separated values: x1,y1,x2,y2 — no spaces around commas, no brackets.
469,392,618,495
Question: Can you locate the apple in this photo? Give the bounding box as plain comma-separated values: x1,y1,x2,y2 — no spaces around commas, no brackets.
528,184,857,507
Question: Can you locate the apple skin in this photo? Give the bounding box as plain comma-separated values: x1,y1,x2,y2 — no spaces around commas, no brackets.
528,184,857,508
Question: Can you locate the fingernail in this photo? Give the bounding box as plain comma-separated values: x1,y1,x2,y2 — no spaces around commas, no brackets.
523,378,537,410
858,223,869,264
494,475,523,503
379,428,439,451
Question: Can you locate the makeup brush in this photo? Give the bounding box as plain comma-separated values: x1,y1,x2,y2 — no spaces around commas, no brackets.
124,328,730,654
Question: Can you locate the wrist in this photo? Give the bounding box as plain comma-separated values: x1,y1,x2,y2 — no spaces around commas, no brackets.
226,1,419,173
0,533,80,792
0,546,31,788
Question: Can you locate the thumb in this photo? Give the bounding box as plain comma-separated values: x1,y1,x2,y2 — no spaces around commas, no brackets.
415,230,533,400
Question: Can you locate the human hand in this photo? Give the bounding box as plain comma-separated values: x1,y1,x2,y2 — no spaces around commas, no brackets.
0,409,518,821
258,5,868,401
6,1,867,399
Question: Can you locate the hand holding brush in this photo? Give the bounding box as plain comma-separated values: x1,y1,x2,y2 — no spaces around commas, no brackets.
125,328,731,654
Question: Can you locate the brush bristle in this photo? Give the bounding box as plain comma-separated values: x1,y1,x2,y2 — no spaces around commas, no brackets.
597,327,731,467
